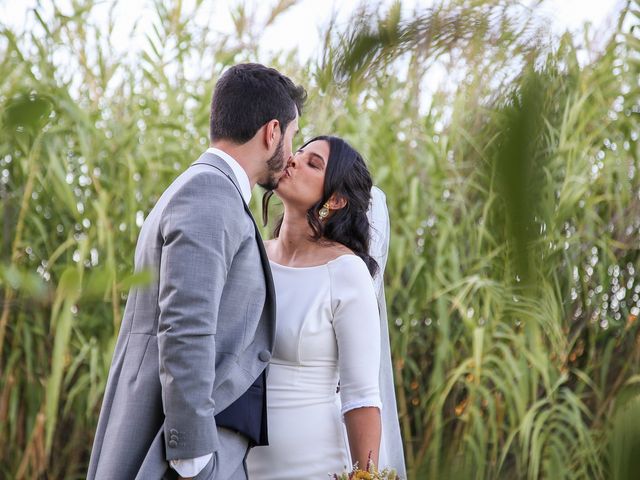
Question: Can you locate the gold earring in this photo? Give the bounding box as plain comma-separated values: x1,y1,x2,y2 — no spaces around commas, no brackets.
319,203,330,219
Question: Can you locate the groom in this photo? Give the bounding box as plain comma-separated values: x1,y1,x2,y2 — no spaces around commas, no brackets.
87,63,306,480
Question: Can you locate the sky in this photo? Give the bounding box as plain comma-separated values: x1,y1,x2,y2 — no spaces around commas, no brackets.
3,0,626,64
1,0,626,117
258,0,623,62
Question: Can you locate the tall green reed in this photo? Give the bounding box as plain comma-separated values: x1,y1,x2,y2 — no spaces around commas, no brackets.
325,1,639,478
0,0,638,478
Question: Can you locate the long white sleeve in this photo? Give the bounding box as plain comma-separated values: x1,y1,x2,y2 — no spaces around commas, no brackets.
328,256,382,415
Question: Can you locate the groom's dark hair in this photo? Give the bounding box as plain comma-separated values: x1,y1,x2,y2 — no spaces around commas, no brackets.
210,63,306,144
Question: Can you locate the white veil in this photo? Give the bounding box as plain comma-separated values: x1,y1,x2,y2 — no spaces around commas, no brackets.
367,186,407,477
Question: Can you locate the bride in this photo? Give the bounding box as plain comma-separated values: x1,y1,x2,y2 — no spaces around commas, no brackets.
246,136,406,478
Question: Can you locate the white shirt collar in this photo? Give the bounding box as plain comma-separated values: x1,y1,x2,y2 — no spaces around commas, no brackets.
205,147,252,204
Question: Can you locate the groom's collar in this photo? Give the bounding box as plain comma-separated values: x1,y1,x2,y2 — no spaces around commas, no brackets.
202,147,252,204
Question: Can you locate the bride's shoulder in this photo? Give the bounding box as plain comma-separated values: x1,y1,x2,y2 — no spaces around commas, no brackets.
325,249,374,293
323,245,370,277
320,242,355,262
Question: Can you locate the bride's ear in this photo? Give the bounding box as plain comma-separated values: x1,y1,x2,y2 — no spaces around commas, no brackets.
326,194,347,211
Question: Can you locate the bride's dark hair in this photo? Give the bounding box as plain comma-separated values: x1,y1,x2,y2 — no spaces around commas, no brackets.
262,135,378,277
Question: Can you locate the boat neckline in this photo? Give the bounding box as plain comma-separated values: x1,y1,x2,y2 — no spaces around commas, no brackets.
268,254,359,270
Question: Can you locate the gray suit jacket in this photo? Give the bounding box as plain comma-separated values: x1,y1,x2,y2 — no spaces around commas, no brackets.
87,153,275,479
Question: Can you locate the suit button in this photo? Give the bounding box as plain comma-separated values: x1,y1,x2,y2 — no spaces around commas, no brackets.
258,350,271,362
170,428,178,435
170,435,178,442
168,440,178,448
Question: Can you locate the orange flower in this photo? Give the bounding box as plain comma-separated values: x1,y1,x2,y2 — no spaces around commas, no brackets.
355,471,373,480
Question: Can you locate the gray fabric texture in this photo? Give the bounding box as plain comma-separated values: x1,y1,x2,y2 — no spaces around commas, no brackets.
87,153,275,480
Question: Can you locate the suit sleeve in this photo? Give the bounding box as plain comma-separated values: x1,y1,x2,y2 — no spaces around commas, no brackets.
157,172,243,461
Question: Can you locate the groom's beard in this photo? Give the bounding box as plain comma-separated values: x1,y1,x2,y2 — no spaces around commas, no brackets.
258,136,285,191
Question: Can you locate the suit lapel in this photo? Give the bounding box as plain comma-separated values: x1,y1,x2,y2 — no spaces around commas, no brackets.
191,153,276,331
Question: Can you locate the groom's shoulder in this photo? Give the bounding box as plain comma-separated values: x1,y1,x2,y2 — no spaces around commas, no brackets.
164,165,244,210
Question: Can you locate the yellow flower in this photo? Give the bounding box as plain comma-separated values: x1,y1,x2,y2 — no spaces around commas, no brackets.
354,471,373,480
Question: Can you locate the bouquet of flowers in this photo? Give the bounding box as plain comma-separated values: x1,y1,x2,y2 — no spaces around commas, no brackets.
331,453,401,480
331,467,400,480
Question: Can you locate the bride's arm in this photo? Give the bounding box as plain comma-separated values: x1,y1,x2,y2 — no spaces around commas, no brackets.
330,257,382,470
344,406,381,468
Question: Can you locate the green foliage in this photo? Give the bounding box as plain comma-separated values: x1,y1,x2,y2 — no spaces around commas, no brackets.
0,0,639,478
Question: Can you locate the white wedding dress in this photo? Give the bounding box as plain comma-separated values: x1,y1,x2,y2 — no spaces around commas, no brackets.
246,254,382,479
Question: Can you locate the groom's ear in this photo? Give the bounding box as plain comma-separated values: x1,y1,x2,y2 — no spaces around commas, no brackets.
263,119,281,150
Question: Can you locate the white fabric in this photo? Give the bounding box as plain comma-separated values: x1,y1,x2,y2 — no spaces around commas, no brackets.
206,147,252,203
368,186,390,293
170,454,212,477
169,148,251,477
367,186,407,477
246,255,382,479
